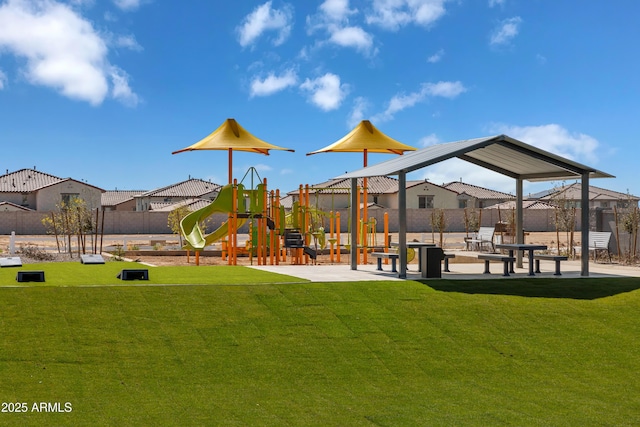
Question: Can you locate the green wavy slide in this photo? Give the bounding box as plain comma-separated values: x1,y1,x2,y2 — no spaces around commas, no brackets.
180,183,247,250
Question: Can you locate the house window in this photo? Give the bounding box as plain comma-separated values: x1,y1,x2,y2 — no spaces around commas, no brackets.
459,200,467,209
600,201,609,208
61,193,80,206
418,195,433,209
373,196,378,204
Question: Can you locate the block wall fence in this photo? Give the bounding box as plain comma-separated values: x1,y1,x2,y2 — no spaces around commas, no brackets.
0,208,616,235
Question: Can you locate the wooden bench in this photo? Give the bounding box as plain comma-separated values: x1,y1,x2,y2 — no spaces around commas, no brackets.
371,252,399,272
443,253,455,272
465,227,495,252
534,254,569,276
478,253,516,276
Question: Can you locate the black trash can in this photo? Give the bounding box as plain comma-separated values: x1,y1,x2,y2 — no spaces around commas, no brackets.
420,247,445,278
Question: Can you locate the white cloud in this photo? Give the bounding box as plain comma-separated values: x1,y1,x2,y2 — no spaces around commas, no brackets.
115,34,142,51
417,124,602,193
328,26,373,53
236,1,293,48
0,69,6,89
0,0,138,106
306,0,375,56
419,133,440,146
250,69,298,97
491,123,600,164
427,48,444,63
423,81,466,98
488,0,505,7
300,73,348,111
113,0,142,11
418,158,516,193
490,16,522,46
320,0,356,21
109,66,139,106
366,0,448,31
347,96,369,128
373,80,466,122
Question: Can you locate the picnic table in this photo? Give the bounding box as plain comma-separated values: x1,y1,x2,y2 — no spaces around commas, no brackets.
495,243,548,276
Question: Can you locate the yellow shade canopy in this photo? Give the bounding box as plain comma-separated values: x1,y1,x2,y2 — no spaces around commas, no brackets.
306,120,416,156
172,118,294,155
173,118,294,183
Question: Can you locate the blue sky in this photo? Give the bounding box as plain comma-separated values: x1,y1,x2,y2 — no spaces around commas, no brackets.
1,0,638,197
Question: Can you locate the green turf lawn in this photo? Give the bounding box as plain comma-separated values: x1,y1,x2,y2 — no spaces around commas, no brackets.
1,263,639,426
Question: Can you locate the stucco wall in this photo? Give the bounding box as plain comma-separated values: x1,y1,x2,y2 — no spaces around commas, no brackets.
36,181,102,211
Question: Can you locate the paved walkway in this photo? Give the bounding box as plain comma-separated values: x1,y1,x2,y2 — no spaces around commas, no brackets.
249,256,640,282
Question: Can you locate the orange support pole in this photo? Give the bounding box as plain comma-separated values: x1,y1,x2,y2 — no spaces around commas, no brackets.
195,250,200,266
231,180,239,265
329,210,334,263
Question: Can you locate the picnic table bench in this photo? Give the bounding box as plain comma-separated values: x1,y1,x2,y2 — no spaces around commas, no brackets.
534,254,569,276
478,253,516,277
371,252,399,272
443,253,455,272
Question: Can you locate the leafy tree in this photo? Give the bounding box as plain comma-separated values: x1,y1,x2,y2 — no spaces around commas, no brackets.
168,205,191,247
41,197,94,257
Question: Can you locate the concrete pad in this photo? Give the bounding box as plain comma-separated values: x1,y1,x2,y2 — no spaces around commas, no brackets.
0,257,22,267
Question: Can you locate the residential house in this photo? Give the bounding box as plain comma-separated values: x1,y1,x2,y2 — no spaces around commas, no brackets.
0,201,33,212
0,168,103,211
286,176,460,211
530,183,639,209
134,178,222,211
443,181,515,208
102,190,147,211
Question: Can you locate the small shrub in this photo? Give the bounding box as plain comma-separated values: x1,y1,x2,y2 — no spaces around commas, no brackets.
18,244,54,261
111,244,125,261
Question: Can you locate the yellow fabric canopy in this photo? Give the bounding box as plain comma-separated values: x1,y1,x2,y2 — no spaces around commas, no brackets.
306,120,416,156
172,118,294,183
172,118,294,155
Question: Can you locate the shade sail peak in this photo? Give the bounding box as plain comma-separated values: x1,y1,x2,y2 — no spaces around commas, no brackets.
172,118,294,155
306,120,416,156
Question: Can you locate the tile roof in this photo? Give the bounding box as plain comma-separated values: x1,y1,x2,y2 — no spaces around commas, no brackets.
294,176,400,195
102,190,147,206
141,178,222,198
0,168,104,193
150,199,212,211
443,181,514,200
485,200,556,210
0,201,33,211
538,183,639,201
0,168,64,192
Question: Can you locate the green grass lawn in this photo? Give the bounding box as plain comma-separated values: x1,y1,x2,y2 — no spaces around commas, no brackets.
1,264,639,426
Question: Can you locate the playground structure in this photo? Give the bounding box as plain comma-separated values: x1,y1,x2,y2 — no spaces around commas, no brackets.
179,169,344,266
178,169,395,266
173,118,401,267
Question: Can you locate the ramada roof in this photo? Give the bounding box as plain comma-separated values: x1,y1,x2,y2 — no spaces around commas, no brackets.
0,168,104,193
